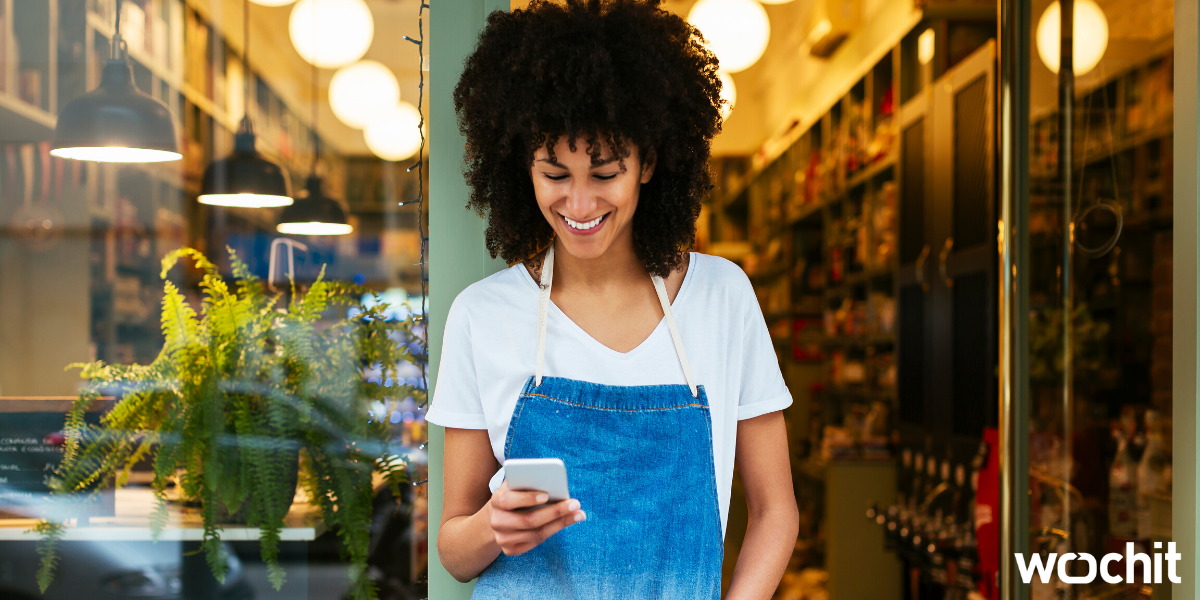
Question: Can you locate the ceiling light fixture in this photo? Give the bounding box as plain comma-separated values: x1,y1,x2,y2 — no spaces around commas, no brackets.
51,0,180,163
199,0,293,208
687,0,770,74
288,0,374,69
329,60,400,129
1036,0,1109,75
364,101,423,161
278,25,353,236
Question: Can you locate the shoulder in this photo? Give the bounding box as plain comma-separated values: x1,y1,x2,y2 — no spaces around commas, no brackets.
687,253,756,298
447,264,535,322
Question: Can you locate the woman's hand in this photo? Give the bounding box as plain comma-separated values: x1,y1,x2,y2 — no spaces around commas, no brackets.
487,481,586,555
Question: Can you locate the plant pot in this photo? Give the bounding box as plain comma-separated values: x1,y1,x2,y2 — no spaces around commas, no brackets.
218,451,301,526
177,450,301,526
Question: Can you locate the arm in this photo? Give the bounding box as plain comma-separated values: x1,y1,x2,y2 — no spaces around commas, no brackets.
438,427,586,582
724,411,799,600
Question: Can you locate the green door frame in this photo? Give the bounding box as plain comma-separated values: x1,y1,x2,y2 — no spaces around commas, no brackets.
1172,0,1198,595
428,0,509,598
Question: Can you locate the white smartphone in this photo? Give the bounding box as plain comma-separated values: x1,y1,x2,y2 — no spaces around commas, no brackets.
503,458,570,511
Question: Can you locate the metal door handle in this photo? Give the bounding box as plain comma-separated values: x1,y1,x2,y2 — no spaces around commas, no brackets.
938,238,954,288
915,244,931,292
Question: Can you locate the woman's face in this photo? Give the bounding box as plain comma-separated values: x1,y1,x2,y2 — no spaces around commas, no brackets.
531,136,655,262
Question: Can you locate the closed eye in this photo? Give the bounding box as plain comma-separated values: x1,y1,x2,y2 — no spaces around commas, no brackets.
542,173,568,181
594,173,618,181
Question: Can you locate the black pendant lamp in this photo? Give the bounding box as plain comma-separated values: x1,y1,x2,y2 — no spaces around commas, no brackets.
277,35,352,236
199,0,292,207
51,0,180,163
277,175,352,235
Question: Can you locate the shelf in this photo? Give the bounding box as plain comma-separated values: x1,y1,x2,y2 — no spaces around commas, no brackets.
0,487,323,541
842,153,897,192
0,91,56,139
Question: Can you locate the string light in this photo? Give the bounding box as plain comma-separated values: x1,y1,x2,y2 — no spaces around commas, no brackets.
403,4,430,408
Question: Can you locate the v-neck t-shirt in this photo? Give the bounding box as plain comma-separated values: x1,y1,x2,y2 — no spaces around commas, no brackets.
425,252,793,538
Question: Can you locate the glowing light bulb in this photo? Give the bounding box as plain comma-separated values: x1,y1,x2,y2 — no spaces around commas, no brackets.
289,0,374,69
198,193,294,208
687,0,770,74
364,102,424,161
50,147,182,162
276,222,354,235
1036,0,1109,76
329,61,400,129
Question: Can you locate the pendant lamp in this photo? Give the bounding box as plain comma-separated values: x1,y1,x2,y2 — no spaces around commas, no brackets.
199,0,293,207
277,37,353,236
277,175,353,235
51,0,181,163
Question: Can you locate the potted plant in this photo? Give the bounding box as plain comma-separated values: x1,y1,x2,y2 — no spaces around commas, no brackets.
35,247,422,600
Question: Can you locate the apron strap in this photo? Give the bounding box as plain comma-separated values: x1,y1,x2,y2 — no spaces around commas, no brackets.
534,244,698,398
652,275,698,398
535,244,555,387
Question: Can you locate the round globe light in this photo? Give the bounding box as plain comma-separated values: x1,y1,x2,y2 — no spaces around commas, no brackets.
249,0,296,6
330,61,400,129
718,72,736,120
687,0,770,74
1036,0,1108,76
364,102,424,161
289,0,374,69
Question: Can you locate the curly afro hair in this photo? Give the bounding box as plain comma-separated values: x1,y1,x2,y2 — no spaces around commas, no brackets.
453,0,725,277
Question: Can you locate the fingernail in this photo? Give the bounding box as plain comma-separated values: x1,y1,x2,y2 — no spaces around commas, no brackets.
574,511,586,522
568,499,580,511
536,493,548,503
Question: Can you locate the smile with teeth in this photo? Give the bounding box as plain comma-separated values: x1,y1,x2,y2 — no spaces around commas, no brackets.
563,213,608,230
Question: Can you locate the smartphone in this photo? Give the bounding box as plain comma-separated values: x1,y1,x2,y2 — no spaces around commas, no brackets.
503,458,570,512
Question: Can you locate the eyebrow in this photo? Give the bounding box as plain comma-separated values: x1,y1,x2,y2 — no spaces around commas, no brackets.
536,157,619,169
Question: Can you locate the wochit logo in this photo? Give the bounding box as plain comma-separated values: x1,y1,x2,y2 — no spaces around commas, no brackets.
1015,542,1181,585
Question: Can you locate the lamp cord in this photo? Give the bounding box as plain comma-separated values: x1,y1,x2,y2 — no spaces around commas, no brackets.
113,0,122,59
243,0,251,131
310,26,319,174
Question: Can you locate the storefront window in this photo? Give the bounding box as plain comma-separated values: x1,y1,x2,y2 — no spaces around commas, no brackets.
0,0,429,598
1026,0,1175,595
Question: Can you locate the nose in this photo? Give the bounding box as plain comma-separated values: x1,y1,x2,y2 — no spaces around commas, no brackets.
562,179,599,218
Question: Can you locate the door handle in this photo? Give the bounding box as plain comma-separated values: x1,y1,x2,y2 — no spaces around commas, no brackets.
915,244,931,292
938,238,954,288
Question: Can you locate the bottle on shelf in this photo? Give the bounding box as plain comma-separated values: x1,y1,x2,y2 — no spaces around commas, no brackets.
1136,409,1169,540
1108,410,1139,539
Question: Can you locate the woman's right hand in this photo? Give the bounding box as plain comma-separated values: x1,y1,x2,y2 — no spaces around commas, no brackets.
486,481,586,556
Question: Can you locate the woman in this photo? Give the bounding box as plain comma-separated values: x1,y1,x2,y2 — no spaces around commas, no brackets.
425,0,799,598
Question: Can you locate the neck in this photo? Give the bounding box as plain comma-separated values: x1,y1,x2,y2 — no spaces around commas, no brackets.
551,233,647,291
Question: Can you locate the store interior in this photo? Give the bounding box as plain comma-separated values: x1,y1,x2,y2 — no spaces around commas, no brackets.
685,0,1175,597
0,0,1180,598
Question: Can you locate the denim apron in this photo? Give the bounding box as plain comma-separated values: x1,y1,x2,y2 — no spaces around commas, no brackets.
470,245,724,600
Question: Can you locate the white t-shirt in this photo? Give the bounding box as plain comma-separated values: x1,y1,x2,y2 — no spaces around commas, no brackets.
425,252,792,538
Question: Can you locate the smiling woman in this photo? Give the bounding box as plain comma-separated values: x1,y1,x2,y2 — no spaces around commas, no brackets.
429,1,799,599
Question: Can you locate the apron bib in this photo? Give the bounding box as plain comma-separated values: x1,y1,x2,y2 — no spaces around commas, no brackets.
470,246,724,600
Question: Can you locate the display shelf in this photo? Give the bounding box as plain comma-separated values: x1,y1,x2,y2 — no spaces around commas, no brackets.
0,487,323,541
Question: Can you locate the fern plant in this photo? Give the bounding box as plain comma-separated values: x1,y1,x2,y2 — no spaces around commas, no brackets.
34,247,422,600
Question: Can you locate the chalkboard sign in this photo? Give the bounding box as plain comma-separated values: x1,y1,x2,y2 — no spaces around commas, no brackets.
0,404,112,519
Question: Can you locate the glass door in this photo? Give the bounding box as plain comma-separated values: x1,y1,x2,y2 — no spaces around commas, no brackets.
1003,0,1178,596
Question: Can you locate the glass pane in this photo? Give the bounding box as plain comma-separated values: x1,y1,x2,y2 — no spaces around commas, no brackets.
0,1,430,598
1027,0,1174,594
